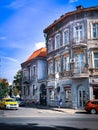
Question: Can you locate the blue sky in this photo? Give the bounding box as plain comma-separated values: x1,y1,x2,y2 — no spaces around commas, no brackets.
0,0,98,83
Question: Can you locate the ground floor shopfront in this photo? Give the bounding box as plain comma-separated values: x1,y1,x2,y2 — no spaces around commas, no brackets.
47,77,98,109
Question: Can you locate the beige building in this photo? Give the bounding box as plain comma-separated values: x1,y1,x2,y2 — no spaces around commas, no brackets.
43,5,98,108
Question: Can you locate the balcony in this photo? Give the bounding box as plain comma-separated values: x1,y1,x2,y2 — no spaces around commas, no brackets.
48,73,55,79
71,67,89,78
22,76,30,84
71,37,87,49
89,68,98,76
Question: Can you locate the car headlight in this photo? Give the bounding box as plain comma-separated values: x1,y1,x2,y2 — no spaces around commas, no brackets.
6,104,10,108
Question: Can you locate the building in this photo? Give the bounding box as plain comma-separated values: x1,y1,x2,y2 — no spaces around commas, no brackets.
21,48,47,105
43,5,98,108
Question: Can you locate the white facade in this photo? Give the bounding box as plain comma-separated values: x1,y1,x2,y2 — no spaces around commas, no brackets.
21,48,47,105
44,5,98,108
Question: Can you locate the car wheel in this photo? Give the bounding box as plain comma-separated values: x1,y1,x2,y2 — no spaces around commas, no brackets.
90,108,96,114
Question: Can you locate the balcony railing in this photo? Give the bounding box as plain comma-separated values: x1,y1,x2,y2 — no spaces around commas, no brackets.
89,68,98,76
71,37,87,48
71,66,89,77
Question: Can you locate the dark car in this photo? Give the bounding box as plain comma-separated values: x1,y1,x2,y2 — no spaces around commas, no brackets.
85,99,98,114
15,98,24,107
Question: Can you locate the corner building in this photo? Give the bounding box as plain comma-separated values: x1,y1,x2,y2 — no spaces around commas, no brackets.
44,6,98,108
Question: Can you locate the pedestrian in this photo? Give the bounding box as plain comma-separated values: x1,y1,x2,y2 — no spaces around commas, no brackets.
58,98,62,108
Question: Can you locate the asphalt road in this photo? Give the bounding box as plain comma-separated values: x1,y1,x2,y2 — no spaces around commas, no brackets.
0,107,98,130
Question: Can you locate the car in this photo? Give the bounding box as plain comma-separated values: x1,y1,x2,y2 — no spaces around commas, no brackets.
85,99,98,114
0,98,19,110
15,98,24,107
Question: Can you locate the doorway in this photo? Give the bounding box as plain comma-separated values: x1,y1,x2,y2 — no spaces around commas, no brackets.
78,86,86,108
40,84,46,105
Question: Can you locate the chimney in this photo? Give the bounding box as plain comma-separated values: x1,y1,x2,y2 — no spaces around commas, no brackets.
76,5,84,10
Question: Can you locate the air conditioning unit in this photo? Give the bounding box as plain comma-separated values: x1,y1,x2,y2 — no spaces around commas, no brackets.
70,58,75,63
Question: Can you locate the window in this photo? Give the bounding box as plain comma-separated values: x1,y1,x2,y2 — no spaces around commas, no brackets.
74,53,84,73
75,25,83,42
49,89,54,100
63,30,69,45
93,23,98,38
48,61,53,74
55,59,61,73
94,53,98,68
48,38,53,52
31,65,36,76
24,86,26,96
55,34,60,49
33,85,35,95
63,56,70,71
28,85,30,95
64,87,71,102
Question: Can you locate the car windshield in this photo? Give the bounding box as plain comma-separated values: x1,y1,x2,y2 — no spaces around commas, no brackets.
5,99,16,102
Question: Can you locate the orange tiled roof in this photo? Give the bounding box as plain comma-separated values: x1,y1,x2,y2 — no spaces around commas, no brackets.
26,47,47,62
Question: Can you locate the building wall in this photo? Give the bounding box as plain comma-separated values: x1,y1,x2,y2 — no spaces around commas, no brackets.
38,59,47,80
45,6,98,108
21,57,47,103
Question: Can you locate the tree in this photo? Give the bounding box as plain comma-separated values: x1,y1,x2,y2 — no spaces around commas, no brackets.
13,70,22,97
0,78,9,97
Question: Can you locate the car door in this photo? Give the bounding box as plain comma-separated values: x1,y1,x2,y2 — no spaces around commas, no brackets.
96,101,98,112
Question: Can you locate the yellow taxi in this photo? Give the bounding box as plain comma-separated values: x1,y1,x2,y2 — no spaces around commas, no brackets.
0,98,19,110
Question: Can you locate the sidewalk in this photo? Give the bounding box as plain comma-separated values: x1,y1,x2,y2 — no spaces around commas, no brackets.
52,107,86,114
35,105,86,114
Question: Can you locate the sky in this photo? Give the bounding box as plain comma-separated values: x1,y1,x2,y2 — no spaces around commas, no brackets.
0,0,98,84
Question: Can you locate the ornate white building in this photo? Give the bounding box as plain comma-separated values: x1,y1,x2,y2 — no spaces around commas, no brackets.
43,5,98,108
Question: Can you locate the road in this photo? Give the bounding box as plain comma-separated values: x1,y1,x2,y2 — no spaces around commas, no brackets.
0,107,98,130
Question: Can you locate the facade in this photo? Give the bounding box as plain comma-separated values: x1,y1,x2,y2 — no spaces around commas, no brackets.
44,5,98,108
21,48,47,105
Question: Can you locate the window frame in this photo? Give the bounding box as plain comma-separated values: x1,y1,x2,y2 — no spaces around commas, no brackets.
55,34,60,49
74,24,84,43
63,29,69,45
48,38,53,52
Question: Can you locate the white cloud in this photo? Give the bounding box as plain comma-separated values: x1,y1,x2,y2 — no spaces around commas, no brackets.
69,0,78,3
35,42,45,50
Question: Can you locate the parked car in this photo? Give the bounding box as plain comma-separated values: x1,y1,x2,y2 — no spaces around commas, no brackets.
0,98,19,110
85,99,98,114
15,97,24,107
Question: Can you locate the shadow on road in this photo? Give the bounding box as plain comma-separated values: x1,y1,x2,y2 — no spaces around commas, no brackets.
0,123,90,130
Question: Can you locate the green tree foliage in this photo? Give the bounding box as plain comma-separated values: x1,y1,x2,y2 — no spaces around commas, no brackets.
0,78,9,97
13,70,22,96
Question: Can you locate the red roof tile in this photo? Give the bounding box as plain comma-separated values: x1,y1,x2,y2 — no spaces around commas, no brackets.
26,47,47,62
